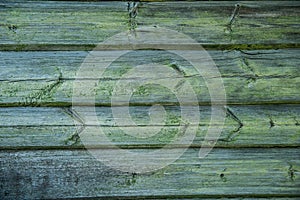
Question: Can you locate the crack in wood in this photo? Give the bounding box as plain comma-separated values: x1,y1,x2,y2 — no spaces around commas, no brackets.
1,78,63,83
229,4,241,27
221,106,244,142
269,116,275,129
168,62,186,76
238,52,260,87
1,44,299,51
62,107,85,125
238,49,276,56
293,117,300,126
62,107,86,146
64,125,84,146
241,57,255,76
288,163,297,181
225,3,241,34
21,68,63,106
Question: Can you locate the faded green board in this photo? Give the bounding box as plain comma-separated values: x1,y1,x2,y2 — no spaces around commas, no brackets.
0,148,299,199
0,1,299,50
0,49,299,106
1,77,299,106
1,50,299,80
0,105,299,149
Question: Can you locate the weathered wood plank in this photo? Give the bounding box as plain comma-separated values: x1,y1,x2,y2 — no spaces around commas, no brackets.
0,105,299,149
0,49,299,106
1,77,299,106
0,148,299,199
1,50,299,80
0,1,299,50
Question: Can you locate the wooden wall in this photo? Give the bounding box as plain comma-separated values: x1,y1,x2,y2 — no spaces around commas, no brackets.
0,1,299,199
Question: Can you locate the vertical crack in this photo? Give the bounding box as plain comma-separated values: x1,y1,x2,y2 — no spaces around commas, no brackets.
44,70,63,95
288,163,296,181
241,57,254,74
228,4,240,30
127,1,140,34
239,52,259,87
293,117,300,126
225,3,240,37
222,106,244,142
64,125,84,146
269,116,275,128
63,107,85,125
63,107,86,146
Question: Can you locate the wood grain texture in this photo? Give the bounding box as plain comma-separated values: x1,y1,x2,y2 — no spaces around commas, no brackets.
0,1,299,50
0,49,299,106
0,148,299,199
0,105,299,149
1,0,299,199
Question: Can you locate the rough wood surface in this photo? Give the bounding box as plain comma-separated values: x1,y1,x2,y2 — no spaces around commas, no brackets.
0,105,299,149
0,148,299,199
1,0,299,199
0,49,299,106
0,1,299,50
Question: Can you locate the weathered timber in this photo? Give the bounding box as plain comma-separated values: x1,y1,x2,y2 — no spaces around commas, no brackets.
0,148,299,199
0,105,299,149
0,1,299,50
1,0,300,199
0,49,299,106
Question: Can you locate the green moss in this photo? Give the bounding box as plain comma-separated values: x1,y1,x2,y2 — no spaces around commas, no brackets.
165,113,181,125
2,4,298,48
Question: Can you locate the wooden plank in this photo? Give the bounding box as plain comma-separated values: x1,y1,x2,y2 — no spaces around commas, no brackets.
1,77,299,106
0,49,299,106
0,1,299,50
0,148,299,199
0,105,299,149
1,50,299,80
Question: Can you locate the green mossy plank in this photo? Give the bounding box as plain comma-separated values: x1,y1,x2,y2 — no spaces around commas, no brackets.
0,148,299,199
0,105,299,149
2,73,299,106
1,50,299,80
0,1,299,50
0,50,299,106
